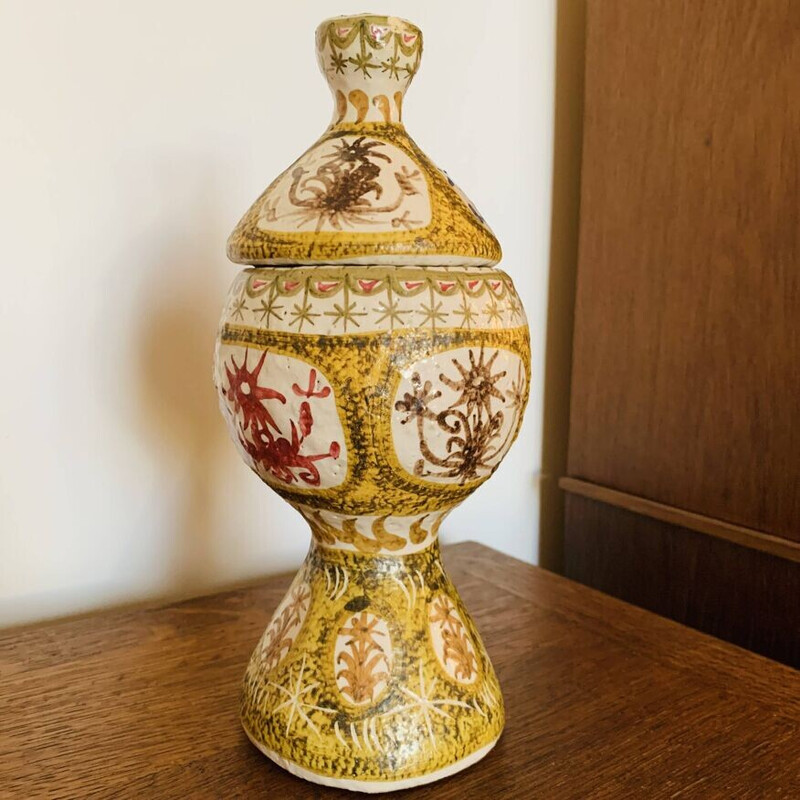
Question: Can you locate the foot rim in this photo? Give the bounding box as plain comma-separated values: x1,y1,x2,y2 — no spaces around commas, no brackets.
242,724,501,794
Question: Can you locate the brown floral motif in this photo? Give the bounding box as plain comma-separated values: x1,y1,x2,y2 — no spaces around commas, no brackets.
395,348,508,483
442,348,506,417
284,137,421,232
336,611,391,705
260,583,311,672
506,361,527,411
222,350,341,486
429,595,478,683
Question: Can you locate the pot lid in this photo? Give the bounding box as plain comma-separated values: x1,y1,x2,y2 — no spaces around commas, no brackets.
227,14,501,267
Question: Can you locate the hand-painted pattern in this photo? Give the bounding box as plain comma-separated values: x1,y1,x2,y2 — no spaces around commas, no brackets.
223,266,525,335
241,543,505,786
225,11,526,792
316,16,422,85
429,594,478,683
268,654,336,737
227,124,501,267
335,611,392,705
299,505,448,555
218,349,346,489
257,137,429,235
257,578,311,672
381,662,472,746
315,16,422,124
216,324,529,523
393,347,527,485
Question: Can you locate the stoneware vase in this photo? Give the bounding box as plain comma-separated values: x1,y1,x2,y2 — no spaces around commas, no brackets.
214,14,530,792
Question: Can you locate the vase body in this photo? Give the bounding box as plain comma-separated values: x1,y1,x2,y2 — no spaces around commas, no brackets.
215,14,530,793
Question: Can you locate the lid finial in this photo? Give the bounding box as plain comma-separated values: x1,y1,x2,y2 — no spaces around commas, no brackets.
315,15,422,125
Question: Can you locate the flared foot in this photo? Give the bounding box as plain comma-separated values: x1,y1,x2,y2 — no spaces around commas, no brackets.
243,726,500,793
241,541,504,792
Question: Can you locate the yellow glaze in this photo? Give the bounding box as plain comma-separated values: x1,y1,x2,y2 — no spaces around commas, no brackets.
216,14,529,792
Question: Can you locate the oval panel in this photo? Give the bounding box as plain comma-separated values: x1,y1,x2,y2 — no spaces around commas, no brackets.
392,346,527,484
256,576,312,673
254,136,431,235
428,594,478,684
216,344,347,489
334,610,393,706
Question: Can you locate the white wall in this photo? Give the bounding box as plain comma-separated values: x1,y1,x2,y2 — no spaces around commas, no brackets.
0,1,555,626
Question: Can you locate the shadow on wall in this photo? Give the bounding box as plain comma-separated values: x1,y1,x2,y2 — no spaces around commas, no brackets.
539,0,586,572
135,164,232,596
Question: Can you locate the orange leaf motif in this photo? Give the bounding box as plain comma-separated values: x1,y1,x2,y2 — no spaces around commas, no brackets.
429,595,477,682
335,611,391,704
260,583,310,672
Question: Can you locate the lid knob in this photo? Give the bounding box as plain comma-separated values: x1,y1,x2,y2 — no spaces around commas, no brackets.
315,15,422,125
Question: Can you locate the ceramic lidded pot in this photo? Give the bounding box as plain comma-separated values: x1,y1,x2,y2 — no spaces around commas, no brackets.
215,14,530,792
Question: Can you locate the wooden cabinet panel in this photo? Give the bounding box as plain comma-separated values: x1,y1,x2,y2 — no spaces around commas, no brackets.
565,0,800,664
565,494,800,668
568,0,800,541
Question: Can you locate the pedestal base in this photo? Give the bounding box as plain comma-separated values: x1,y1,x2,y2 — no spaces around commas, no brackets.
240,541,504,792
244,726,500,793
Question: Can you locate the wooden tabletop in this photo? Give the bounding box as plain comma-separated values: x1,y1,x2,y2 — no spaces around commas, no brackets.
2,542,798,799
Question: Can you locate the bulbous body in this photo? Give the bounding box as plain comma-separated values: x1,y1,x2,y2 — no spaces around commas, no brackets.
214,14,530,792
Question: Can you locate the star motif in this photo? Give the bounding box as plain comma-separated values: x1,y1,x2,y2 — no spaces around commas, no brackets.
251,293,284,327
269,655,335,737
440,348,506,418
375,296,410,329
348,51,380,77
330,49,347,75
454,299,477,329
288,296,320,331
418,300,448,330
284,583,311,620
381,55,401,79
507,294,523,320
230,295,248,321
506,362,526,410
429,596,460,627
484,296,503,325
394,373,441,425
402,59,418,81
324,300,367,331
381,663,470,745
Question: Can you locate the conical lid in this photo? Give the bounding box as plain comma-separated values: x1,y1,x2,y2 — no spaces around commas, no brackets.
228,14,501,267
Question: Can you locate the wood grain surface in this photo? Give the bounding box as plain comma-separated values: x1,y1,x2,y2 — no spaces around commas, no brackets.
565,494,800,669
560,477,800,565
2,542,799,799
568,0,800,542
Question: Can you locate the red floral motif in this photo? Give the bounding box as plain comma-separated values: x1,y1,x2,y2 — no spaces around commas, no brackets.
223,350,341,486
292,369,332,400
224,350,286,433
